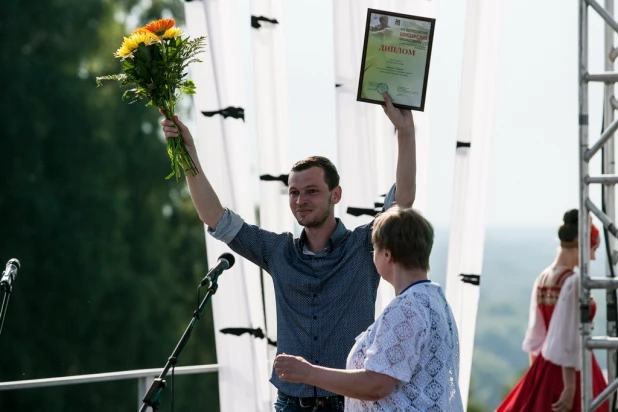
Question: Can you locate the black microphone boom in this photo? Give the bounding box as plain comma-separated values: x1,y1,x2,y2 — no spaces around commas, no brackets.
200,253,235,287
0,258,20,336
140,253,231,411
0,259,20,292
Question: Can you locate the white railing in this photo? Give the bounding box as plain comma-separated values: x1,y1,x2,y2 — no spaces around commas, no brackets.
0,364,218,411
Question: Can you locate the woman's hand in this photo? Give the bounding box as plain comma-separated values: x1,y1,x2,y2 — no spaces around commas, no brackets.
552,386,575,412
273,354,314,383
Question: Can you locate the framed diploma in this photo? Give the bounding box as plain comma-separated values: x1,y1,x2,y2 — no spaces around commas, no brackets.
357,9,436,111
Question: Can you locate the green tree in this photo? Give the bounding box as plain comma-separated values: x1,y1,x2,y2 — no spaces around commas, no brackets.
468,398,491,412
0,0,219,410
500,366,528,401
468,375,492,412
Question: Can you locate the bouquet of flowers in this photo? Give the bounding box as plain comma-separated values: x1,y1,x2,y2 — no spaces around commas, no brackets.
96,18,206,181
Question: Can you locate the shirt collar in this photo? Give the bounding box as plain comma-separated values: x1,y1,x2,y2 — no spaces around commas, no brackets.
298,218,348,254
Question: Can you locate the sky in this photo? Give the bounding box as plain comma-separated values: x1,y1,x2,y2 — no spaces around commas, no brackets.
282,0,613,228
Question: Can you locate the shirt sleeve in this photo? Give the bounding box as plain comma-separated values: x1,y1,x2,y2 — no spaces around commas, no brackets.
207,208,244,244
382,184,397,212
354,184,398,252
541,274,581,370
521,277,546,355
209,209,291,273
363,297,427,382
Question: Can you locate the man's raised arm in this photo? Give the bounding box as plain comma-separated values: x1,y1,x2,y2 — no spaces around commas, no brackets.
381,93,416,208
160,112,225,229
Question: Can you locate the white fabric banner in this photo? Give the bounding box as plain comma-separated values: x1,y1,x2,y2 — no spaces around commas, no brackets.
332,0,433,316
184,1,270,411
444,0,503,409
250,0,295,406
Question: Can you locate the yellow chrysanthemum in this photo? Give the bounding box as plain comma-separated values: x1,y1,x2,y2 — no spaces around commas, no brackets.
114,44,134,58
144,18,176,36
113,31,159,58
162,27,183,39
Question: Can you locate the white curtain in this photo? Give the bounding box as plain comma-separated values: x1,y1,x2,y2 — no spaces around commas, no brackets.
332,0,433,316
444,0,503,409
250,0,295,406
184,1,270,411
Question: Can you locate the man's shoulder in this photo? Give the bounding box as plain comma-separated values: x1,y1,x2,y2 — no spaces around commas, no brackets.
237,223,295,240
231,223,296,252
345,220,374,243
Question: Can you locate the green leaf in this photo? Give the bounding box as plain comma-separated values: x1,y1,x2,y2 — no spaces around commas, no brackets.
95,73,127,87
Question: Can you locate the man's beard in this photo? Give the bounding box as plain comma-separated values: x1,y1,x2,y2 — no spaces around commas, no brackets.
299,207,331,229
297,194,333,229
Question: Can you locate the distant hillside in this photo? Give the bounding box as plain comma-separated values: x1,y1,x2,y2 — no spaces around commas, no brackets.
430,226,611,409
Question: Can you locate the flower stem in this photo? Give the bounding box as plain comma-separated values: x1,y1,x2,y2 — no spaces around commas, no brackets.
160,40,198,181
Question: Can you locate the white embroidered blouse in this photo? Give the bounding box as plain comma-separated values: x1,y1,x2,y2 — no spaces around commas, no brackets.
522,267,587,370
345,281,463,411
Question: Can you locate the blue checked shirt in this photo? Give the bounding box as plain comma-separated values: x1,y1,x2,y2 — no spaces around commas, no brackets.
208,185,396,397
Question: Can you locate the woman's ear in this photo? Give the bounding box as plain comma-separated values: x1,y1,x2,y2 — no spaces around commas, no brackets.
384,249,392,262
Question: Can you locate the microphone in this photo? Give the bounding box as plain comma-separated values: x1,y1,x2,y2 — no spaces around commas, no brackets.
0,259,20,291
200,253,235,287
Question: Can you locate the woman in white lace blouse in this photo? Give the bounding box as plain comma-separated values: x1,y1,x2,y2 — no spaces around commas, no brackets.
274,207,464,411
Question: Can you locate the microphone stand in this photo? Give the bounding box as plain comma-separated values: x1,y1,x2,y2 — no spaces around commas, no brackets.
139,273,221,412
0,283,10,336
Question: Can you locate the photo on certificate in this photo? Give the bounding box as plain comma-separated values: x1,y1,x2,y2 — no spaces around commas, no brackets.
357,9,435,111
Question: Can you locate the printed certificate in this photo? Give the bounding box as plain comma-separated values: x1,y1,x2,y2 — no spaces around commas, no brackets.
357,9,436,111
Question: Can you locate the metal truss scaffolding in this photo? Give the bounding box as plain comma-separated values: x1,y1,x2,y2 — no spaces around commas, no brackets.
580,0,618,410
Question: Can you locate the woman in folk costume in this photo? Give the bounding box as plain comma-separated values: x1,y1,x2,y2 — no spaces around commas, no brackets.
496,209,607,412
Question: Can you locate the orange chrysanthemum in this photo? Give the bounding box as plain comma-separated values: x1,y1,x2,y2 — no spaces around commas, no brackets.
131,28,152,36
143,19,176,36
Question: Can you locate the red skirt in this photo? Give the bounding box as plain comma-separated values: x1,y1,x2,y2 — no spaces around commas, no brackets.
496,354,608,412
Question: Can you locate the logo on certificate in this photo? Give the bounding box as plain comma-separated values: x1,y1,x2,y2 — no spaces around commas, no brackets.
376,83,389,94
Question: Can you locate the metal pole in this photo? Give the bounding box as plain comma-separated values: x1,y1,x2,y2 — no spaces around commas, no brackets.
604,1,617,411
589,0,618,33
578,0,618,409
586,175,618,184
138,375,156,412
585,117,618,160
580,0,593,410
0,364,218,391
